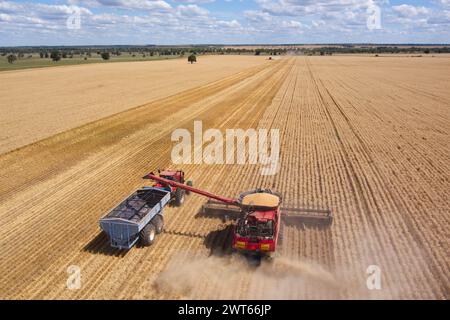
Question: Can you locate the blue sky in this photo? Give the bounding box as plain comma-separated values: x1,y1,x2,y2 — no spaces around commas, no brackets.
0,0,449,46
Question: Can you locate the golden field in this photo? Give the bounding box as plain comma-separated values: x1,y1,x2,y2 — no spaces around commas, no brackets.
0,55,448,299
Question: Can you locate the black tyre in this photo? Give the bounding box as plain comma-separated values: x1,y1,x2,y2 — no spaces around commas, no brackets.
140,223,156,246
152,215,164,234
175,188,185,206
186,180,193,195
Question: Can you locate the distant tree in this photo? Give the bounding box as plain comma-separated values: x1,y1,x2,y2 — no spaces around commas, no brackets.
62,52,67,58
424,49,430,54
101,52,110,60
188,54,197,64
7,54,17,64
44,52,49,58
255,50,261,56
39,52,44,58
50,50,61,61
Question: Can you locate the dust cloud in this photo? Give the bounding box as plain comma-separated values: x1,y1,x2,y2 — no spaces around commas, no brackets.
154,252,343,299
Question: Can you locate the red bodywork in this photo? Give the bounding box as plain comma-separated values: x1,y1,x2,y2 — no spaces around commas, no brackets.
144,172,281,255
151,170,185,195
232,208,280,253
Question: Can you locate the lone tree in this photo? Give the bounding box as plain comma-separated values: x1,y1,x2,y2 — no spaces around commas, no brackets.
7,54,17,64
188,54,197,64
50,50,61,61
101,52,110,60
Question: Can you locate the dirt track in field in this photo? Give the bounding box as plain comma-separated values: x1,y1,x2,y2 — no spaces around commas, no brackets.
0,56,448,299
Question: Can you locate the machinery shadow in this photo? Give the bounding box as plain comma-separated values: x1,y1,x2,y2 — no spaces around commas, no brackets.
203,224,264,268
204,224,234,256
163,229,206,239
83,232,128,257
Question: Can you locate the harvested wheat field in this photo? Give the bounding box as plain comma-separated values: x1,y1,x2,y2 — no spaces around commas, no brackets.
0,55,449,299
0,55,268,154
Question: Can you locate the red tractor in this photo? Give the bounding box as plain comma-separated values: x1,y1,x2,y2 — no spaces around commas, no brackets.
144,172,332,256
151,169,193,206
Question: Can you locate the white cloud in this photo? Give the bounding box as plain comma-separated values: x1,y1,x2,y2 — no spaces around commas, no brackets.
0,1,22,13
216,19,241,28
177,4,209,17
281,20,304,28
392,4,430,18
255,0,377,17
428,10,450,25
0,13,13,22
244,10,272,22
0,0,449,45
172,0,215,4
68,0,172,11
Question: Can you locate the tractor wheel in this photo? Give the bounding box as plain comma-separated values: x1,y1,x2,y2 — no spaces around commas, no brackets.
152,215,164,234
175,188,185,206
186,180,193,195
140,223,156,246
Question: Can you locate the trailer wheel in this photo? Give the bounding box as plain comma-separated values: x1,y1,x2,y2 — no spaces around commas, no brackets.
140,223,156,246
175,188,185,206
153,215,164,234
186,180,193,195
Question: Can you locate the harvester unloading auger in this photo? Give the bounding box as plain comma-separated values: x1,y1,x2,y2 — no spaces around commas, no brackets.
143,172,332,255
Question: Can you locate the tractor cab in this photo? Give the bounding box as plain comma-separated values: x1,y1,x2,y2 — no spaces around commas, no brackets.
153,170,185,192
148,170,192,207
159,170,185,183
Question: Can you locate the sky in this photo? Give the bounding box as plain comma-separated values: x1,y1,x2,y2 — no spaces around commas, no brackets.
0,0,449,46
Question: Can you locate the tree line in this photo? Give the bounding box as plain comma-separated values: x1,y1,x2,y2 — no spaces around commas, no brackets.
2,45,450,64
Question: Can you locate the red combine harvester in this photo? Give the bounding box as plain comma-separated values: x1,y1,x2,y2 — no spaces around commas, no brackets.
144,172,333,255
